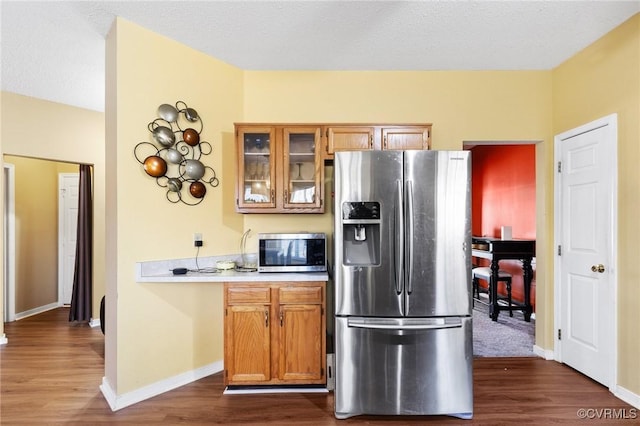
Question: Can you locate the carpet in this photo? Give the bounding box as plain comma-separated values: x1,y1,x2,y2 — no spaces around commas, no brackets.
472,299,535,357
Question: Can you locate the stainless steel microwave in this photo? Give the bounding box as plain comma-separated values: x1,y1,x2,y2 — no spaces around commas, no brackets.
258,233,327,273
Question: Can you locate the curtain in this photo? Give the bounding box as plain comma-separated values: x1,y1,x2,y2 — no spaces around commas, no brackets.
69,164,93,322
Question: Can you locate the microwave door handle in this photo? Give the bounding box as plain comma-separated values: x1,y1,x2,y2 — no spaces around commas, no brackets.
395,180,404,295
405,179,414,295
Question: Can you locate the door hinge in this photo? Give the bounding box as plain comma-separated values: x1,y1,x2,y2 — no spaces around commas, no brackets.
557,161,562,173
321,367,324,376
557,329,562,340
224,308,227,316
557,245,562,256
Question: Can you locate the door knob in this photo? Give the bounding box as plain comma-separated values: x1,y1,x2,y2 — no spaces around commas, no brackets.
591,264,605,273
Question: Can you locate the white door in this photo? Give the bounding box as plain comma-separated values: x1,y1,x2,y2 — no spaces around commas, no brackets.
58,173,79,305
554,114,617,388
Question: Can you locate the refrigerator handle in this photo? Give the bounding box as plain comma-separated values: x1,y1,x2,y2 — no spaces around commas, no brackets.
347,318,463,330
406,180,414,294
395,180,404,295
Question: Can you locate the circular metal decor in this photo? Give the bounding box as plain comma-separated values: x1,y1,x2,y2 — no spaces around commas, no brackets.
133,101,219,206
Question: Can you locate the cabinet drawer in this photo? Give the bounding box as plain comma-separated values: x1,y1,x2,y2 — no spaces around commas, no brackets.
279,286,323,304
226,286,271,304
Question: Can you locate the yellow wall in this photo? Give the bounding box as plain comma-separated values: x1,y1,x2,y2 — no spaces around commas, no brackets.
106,18,244,394
552,14,640,395
4,156,76,313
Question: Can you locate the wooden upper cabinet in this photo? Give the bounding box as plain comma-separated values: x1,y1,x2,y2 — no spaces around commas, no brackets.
382,126,430,150
235,124,323,214
283,127,322,211
236,126,277,211
326,126,374,155
324,124,432,159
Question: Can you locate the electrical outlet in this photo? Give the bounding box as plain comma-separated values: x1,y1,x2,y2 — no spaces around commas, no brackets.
194,233,203,247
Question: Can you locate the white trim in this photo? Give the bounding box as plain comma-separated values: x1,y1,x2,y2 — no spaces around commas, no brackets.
223,387,329,395
99,376,117,411
15,302,59,321
553,113,618,392
3,163,16,322
533,345,554,360
89,318,101,328
615,385,640,410
100,360,223,411
0,333,7,345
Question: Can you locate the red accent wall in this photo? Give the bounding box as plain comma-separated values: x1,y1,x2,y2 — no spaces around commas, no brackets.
471,145,536,239
471,144,536,310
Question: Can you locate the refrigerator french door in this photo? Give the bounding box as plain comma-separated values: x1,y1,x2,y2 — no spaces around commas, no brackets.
334,150,473,420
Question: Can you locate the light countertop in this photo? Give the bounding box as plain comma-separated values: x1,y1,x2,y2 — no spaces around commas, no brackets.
136,255,329,283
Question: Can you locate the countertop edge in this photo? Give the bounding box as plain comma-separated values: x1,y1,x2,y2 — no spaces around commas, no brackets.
136,257,329,283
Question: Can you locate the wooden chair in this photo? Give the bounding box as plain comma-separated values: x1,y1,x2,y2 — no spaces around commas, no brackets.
472,266,513,317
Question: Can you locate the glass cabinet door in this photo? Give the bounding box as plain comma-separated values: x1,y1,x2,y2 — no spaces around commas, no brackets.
283,127,322,209
237,127,276,209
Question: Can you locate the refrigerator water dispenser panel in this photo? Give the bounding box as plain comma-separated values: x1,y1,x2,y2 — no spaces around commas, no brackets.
341,202,381,266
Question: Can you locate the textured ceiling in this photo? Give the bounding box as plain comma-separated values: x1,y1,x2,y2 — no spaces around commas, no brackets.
1,1,639,112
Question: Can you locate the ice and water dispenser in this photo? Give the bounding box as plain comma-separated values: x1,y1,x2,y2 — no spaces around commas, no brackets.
341,202,381,265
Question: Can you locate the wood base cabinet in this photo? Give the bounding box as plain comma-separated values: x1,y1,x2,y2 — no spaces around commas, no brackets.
224,282,326,387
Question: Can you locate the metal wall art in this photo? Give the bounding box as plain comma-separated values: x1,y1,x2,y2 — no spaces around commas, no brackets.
134,101,219,206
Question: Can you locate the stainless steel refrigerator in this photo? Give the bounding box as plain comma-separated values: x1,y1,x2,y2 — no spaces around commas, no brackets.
333,150,473,420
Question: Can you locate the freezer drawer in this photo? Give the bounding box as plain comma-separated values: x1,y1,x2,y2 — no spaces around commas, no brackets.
334,316,473,419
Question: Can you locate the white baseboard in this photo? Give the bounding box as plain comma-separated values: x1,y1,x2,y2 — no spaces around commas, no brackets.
100,360,223,411
15,302,59,320
223,386,328,395
0,333,7,345
533,345,554,360
89,318,101,328
615,385,640,410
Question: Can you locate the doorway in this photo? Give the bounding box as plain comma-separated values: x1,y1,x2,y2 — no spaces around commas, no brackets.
464,141,540,356
2,156,80,321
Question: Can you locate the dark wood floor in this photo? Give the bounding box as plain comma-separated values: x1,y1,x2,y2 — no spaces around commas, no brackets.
1,308,634,425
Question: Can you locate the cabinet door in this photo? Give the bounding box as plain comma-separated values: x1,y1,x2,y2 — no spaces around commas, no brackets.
277,284,325,382
236,127,276,210
326,126,374,154
382,127,430,150
278,304,324,381
225,304,271,384
283,127,322,210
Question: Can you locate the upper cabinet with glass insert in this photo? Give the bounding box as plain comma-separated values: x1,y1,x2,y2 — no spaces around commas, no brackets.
235,125,323,213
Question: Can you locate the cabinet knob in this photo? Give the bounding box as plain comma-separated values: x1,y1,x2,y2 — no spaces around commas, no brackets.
265,309,269,327
279,310,284,326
